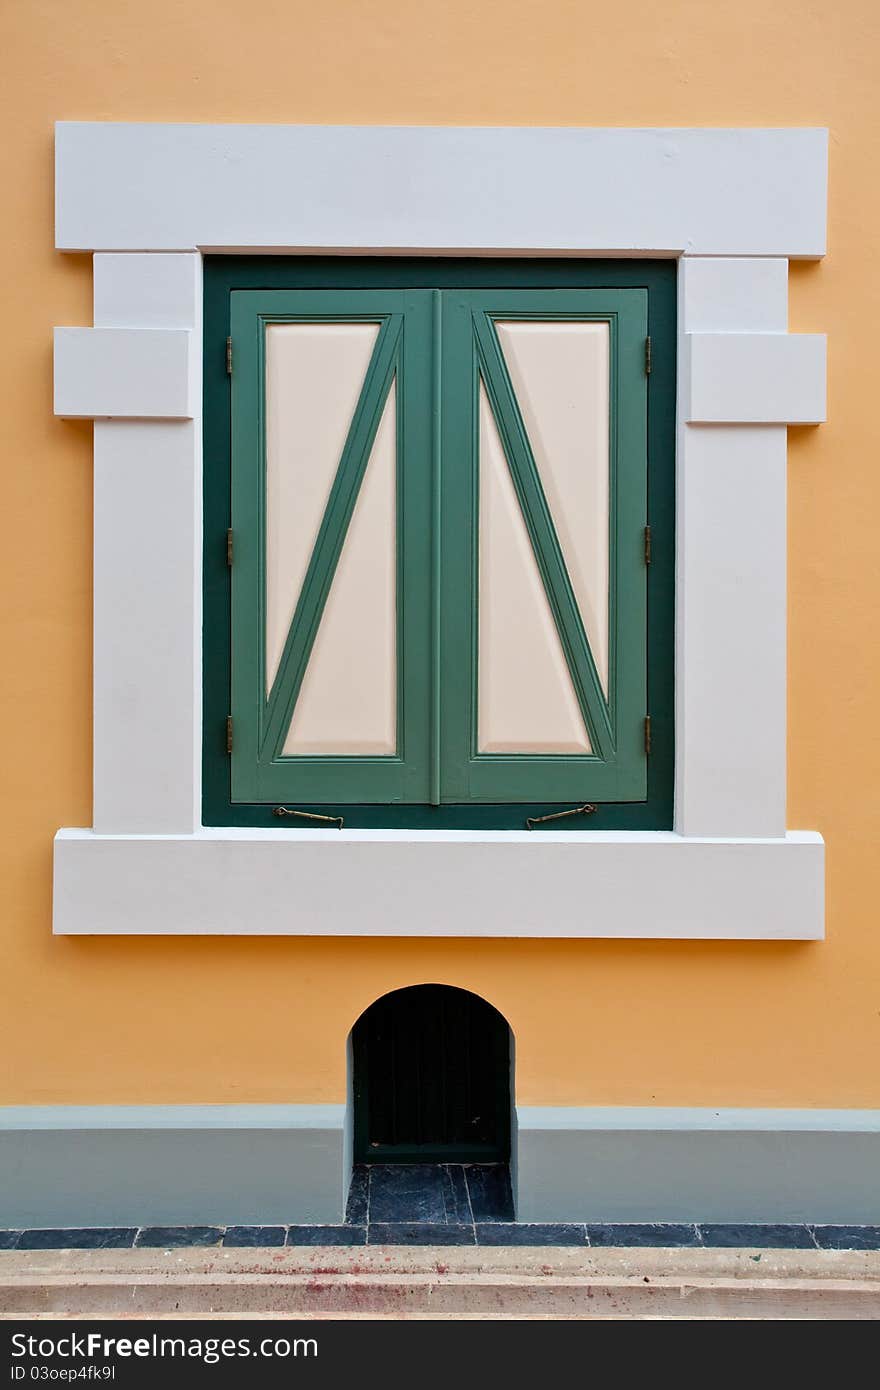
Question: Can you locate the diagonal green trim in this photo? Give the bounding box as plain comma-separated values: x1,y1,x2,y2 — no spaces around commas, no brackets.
261,315,402,761
473,310,613,761
430,290,443,806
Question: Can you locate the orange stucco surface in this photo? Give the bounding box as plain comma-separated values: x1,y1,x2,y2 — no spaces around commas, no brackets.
0,0,878,1107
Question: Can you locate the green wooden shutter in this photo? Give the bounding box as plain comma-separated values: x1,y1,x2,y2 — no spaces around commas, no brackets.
439,290,648,803
228,283,648,811
229,290,434,804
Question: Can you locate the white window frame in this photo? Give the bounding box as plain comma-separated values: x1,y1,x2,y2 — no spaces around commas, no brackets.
52,123,828,939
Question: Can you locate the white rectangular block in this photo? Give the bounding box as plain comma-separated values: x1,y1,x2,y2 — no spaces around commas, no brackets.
93,252,201,328
93,422,200,833
686,332,827,423
53,829,825,941
675,425,787,837
54,326,192,419
679,258,789,332
55,124,828,257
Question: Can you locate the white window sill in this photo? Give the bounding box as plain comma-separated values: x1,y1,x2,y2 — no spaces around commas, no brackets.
53,827,824,940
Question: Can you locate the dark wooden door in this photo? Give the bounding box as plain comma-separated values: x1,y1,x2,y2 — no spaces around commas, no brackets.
352,985,511,1163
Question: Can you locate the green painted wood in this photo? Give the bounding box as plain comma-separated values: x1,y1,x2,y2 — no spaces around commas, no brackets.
440,290,647,804
229,289,434,804
203,258,675,831
430,289,443,807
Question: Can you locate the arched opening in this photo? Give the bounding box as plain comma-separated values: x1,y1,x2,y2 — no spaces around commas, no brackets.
351,984,512,1166
346,985,515,1226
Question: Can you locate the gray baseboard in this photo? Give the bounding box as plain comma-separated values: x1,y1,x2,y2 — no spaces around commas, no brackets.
516,1106,880,1224
3,1104,878,1228
0,1106,345,1227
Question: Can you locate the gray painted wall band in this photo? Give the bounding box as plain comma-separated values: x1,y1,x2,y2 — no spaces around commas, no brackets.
1,1107,345,1227
516,1105,880,1133
517,1107,880,1224
2,1104,878,1227
0,1104,345,1131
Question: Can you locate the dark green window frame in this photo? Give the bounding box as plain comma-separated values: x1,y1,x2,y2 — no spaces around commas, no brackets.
204,258,675,831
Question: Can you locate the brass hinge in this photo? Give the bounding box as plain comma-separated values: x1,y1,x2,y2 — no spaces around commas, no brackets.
225,715,233,754
644,524,652,566
644,715,652,756
526,803,597,830
273,806,344,829
225,336,233,375
226,528,234,567
645,335,652,375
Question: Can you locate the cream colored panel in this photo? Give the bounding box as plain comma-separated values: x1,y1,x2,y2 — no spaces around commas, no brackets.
264,321,379,693
283,382,396,756
478,385,590,755
496,319,610,696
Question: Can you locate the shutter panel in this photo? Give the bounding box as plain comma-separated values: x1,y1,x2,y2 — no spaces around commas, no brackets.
230,290,433,805
229,285,649,812
440,289,648,803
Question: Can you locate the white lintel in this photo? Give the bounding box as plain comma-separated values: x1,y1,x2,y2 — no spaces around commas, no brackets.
55,124,828,258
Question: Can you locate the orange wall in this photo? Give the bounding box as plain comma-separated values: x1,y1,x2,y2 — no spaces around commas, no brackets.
1,0,879,1108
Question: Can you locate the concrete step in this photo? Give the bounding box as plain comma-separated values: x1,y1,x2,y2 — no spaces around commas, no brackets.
1,1246,879,1319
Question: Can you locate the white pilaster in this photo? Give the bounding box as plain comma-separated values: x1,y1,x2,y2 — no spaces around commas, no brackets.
675,258,789,837
91,253,203,833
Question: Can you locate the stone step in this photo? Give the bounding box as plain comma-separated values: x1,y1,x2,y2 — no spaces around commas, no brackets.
1,1246,879,1320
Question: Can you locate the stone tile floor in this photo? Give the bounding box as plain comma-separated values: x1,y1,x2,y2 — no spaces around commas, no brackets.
346,1163,515,1225
3,1164,879,1250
